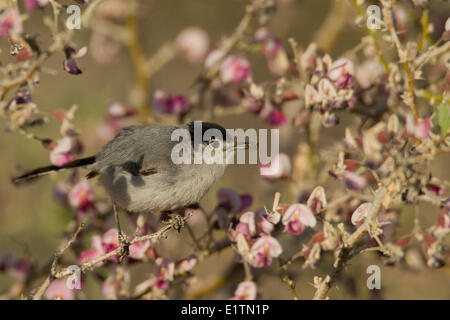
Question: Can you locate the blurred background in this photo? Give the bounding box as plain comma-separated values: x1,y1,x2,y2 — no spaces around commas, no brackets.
0,0,449,299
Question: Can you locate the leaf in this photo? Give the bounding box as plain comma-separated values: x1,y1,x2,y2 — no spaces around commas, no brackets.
437,104,450,138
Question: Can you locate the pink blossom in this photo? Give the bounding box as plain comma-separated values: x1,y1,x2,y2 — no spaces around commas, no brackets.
153,258,175,291
8,259,31,283
257,212,274,234
233,211,274,240
176,27,210,63
68,180,96,217
234,221,252,240
25,0,39,12
230,281,257,300
305,84,320,108
129,239,153,260
102,228,120,255
101,272,121,299
318,78,337,100
254,27,289,75
267,49,290,75
50,152,77,167
342,171,367,191
177,254,198,273
259,153,291,181
0,9,22,38
79,228,123,265
220,56,252,84
282,204,316,235
25,0,49,12
49,137,78,167
437,211,450,229
261,38,283,59
254,28,276,51
153,89,190,115
108,101,137,118
242,97,264,113
78,235,105,266
328,58,354,89
45,279,75,300
351,202,373,226
307,186,327,214
266,108,287,126
250,235,282,267
235,211,256,240
406,115,431,140
426,179,446,196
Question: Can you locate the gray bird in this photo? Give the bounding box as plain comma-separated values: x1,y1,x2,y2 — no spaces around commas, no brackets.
12,121,247,214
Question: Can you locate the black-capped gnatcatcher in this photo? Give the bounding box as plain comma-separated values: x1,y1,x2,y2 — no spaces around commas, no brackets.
12,121,249,214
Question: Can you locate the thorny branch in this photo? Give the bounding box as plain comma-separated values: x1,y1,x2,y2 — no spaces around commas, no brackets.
32,214,192,300
313,188,387,300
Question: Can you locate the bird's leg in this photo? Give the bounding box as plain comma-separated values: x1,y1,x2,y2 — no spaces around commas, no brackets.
161,209,185,233
112,202,129,262
171,211,186,232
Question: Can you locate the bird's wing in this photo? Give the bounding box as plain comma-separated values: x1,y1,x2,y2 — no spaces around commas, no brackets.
94,125,182,176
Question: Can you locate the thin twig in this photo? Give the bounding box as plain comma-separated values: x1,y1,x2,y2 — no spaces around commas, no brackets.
312,188,386,300
32,223,85,300
32,214,191,300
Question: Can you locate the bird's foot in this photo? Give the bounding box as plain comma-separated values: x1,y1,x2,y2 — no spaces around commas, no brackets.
168,213,185,233
118,232,130,262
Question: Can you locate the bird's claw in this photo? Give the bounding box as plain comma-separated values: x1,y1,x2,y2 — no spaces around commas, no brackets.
169,214,185,233
118,232,129,262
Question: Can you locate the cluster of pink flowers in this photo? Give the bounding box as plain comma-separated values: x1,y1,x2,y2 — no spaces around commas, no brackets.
230,186,326,269
302,47,355,127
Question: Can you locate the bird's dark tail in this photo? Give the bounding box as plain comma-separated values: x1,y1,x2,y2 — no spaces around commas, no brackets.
11,156,96,185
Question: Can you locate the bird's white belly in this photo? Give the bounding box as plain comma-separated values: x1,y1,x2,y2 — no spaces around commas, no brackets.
98,165,225,213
